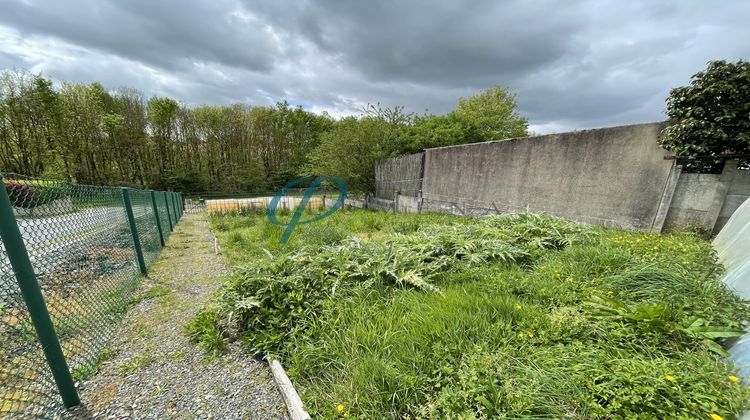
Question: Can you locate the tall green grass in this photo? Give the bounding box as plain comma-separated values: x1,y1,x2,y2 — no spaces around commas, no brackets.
192,210,750,418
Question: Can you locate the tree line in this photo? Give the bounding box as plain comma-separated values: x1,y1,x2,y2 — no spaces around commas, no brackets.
0,69,529,193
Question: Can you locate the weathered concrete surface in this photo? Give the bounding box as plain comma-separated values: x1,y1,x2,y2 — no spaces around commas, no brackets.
375,153,424,200
717,166,750,232
663,173,723,232
366,196,395,212
420,122,673,231
374,122,750,233
396,195,421,214
663,162,750,233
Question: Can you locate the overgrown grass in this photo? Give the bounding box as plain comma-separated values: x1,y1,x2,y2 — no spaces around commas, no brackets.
191,209,750,418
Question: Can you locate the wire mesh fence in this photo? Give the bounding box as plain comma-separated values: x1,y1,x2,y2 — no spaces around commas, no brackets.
0,173,183,417
156,191,172,243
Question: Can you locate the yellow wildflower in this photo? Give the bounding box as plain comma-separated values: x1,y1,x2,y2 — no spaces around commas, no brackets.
337,404,345,413
528,332,534,338
514,303,522,310
728,375,740,383
709,414,723,420
565,277,573,283
664,375,675,382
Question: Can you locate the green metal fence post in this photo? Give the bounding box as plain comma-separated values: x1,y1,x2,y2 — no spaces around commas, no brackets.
175,192,180,220
172,193,179,221
0,187,80,408
150,190,165,247
164,191,174,231
179,192,184,217
169,193,175,222
122,188,147,275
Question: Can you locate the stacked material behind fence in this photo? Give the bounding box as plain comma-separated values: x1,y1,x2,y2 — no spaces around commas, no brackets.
205,196,325,215
0,173,183,417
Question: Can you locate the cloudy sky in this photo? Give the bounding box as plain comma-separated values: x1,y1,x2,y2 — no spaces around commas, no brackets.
0,0,747,133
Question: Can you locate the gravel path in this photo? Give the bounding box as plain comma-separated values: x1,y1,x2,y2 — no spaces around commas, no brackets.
65,213,288,419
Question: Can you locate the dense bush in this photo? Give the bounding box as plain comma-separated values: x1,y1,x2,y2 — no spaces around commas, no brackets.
191,210,750,418
659,60,750,172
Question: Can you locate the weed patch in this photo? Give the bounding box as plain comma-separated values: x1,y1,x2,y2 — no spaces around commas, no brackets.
192,210,750,418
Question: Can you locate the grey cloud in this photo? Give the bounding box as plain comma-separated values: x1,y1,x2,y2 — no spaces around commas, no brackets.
0,0,281,73
0,0,749,133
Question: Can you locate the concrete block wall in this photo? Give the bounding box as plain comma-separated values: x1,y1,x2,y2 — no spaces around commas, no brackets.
662,162,750,233
366,196,396,212
374,121,750,233
375,153,424,200
717,167,750,232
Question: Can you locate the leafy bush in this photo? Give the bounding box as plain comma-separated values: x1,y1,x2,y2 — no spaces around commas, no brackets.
192,210,750,418
419,344,750,419
659,60,750,172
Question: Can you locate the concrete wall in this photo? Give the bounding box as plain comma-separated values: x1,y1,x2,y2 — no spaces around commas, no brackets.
396,195,421,214
366,196,395,212
662,172,722,232
375,153,424,200
717,167,750,232
374,122,750,233
419,122,673,231
661,162,750,233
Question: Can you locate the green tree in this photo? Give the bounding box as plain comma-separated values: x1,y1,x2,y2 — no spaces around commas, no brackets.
452,85,528,142
305,105,409,192
398,86,528,153
659,60,750,172
1,74,530,194
0,70,61,176
397,113,471,153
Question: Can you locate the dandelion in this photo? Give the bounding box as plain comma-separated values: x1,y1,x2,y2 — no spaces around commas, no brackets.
514,303,522,310
528,332,534,338
728,375,740,383
665,375,675,382
709,414,723,420
337,404,345,413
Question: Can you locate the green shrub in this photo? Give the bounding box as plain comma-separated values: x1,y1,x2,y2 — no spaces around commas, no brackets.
196,210,750,418
185,309,227,357
418,344,750,419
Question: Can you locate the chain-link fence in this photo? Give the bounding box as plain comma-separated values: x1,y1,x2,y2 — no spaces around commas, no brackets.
0,173,183,418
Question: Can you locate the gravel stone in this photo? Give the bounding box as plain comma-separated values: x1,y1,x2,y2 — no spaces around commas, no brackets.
64,213,288,419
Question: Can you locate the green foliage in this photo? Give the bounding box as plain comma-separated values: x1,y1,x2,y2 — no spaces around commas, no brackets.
185,309,227,358
659,60,750,171
452,85,529,142
585,295,744,356
0,70,333,191
418,344,749,419
306,86,529,192
398,86,529,154
1,71,529,193
304,105,410,192
195,209,750,418
397,113,472,153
